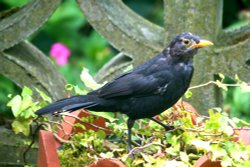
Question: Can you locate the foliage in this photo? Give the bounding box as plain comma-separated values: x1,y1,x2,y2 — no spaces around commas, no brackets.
57,72,250,167
0,0,115,121
5,67,250,166
58,104,250,167
7,87,51,136
0,75,21,119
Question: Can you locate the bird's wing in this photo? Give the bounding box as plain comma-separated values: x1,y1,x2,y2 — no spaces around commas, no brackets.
90,70,172,99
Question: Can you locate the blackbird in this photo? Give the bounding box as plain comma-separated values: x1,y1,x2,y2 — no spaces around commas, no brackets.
36,32,213,151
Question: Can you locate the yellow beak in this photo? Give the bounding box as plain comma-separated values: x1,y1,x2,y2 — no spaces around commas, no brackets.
191,39,214,48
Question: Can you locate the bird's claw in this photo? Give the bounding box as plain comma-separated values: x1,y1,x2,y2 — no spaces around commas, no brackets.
164,125,175,131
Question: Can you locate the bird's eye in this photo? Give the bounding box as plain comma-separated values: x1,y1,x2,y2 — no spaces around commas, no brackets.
182,39,190,45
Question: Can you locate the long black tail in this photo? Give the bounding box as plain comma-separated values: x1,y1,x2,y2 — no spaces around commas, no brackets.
35,95,99,115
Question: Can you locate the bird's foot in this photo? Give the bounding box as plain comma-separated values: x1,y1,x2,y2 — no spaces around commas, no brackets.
128,145,135,160
150,117,175,131
163,125,175,131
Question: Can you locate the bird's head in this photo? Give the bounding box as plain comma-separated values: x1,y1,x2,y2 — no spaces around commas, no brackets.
166,32,213,62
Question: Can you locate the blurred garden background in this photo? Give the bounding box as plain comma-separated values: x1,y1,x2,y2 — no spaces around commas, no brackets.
0,0,250,123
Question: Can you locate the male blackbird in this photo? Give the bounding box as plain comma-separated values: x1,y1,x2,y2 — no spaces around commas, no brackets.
36,32,213,151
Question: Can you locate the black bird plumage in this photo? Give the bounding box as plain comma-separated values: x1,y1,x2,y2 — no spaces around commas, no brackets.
36,32,213,151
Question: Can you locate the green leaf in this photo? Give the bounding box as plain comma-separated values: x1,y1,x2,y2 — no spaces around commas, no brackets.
235,74,240,81
7,95,22,117
36,88,52,103
99,152,113,159
190,140,211,151
65,84,73,91
219,116,234,135
220,156,233,167
211,145,227,161
131,159,145,166
80,68,103,90
21,108,36,119
184,90,193,98
90,111,116,122
205,109,221,131
20,95,32,112
218,73,225,80
21,86,33,97
73,85,87,95
141,153,154,163
180,151,189,163
96,130,106,139
74,123,86,130
163,160,188,167
11,119,31,136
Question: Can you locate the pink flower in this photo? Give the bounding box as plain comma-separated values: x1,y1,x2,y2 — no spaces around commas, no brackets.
50,43,71,66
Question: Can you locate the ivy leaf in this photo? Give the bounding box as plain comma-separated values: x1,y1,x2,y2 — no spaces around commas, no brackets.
90,111,116,122
80,68,103,90
20,87,33,112
234,74,240,81
141,153,154,163
184,90,193,99
65,84,73,90
21,86,33,97
180,151,189,163
219,115,234,135
36,88,52,103
73,85,88,95
99,152,113,159
205,109,221,131
211,145,227,161
190,140,211,151
7,95,22,117
132,159,145,166
21,108,36,119
218,73,225,80
74,123,86,130
21,95,32,112
11,118,32,136
221,156,233,167
163,160,188,167
96,130,106,139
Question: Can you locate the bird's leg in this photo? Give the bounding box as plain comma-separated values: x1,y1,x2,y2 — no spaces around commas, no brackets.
150,117,174,131
127,118,135,152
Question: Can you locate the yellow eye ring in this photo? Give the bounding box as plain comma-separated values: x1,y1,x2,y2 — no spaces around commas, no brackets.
182,39,190,45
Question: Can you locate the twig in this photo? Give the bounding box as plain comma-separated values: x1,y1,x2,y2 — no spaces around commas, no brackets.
23,120,44,164
53,133,74,145
201,133,222,136
189,81,250,90
47,120,67,134
23,116,56,165
233,127,250,130
189,81,216,90
62,117,77,136
128,142,155,156
185,127,205,132
43,121,75,146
